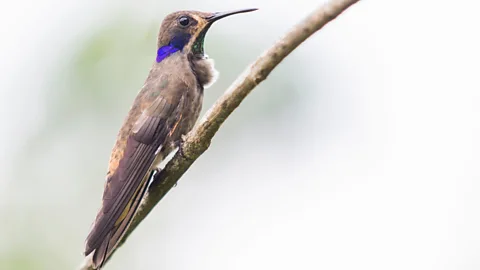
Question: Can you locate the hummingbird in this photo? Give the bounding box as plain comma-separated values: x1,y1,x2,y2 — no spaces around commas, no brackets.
83,8,257,269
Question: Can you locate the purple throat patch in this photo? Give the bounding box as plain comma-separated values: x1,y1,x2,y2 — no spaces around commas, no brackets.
156,45,179,63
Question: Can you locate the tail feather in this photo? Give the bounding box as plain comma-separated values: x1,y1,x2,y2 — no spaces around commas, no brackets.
85,171,150,269
91,231,112,268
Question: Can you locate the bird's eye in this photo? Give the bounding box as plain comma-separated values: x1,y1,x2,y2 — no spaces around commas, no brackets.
178,16,190,26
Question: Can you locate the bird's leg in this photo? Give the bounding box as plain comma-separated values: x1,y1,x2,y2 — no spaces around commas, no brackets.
176,134,189,160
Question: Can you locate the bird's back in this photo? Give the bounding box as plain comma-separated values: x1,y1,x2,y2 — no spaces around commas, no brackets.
85,52,205,268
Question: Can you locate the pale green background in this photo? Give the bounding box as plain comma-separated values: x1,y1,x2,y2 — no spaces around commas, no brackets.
0,0,479,269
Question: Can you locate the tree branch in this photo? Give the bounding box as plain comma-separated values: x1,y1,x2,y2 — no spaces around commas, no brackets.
80,0,360,268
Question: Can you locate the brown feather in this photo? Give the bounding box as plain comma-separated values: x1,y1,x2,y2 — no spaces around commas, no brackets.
85,53,204,268
82,7,255,267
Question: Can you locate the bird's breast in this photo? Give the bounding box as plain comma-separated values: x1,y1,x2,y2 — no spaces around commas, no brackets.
190,55,218,89
107,52,205,177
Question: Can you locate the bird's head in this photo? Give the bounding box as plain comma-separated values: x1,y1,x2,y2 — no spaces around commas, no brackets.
157,9,257,57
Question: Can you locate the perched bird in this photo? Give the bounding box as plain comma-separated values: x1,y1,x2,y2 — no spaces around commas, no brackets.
83,8,257,269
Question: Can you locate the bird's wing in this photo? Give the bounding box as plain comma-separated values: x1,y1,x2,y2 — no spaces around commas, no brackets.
85,93,186,268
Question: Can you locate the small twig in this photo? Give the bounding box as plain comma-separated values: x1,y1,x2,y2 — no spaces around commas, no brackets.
80,0,360,268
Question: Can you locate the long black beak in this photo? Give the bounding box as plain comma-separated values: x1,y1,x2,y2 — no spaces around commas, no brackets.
206,8,258,23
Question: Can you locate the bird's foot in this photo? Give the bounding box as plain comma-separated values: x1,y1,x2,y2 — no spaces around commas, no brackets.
178,143,187,160
176,135,190,160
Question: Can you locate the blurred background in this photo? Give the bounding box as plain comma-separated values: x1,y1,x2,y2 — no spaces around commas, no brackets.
1,0,479,269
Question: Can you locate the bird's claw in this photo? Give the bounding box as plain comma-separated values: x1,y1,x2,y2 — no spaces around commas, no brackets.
178,143,187,159
176,135,189,160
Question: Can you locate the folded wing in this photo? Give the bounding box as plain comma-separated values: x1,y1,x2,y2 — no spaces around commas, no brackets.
85,94,184,268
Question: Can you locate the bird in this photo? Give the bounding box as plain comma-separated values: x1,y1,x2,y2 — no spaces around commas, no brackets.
83,8,257,269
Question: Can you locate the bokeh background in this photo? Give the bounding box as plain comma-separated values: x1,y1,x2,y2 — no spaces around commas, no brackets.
1,0,479,269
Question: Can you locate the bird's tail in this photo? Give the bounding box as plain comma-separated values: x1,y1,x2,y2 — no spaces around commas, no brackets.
84,173,150,269
77,253,93,270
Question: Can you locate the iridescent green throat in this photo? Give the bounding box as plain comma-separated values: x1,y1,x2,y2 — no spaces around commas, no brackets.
191,25,212,56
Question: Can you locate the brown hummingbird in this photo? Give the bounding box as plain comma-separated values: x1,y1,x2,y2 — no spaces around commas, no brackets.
83,8,257,269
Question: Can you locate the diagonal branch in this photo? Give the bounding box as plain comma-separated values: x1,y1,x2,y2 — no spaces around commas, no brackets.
80,0,360,268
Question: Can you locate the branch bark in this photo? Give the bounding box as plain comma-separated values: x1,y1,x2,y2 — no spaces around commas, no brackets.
80,0,360,268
